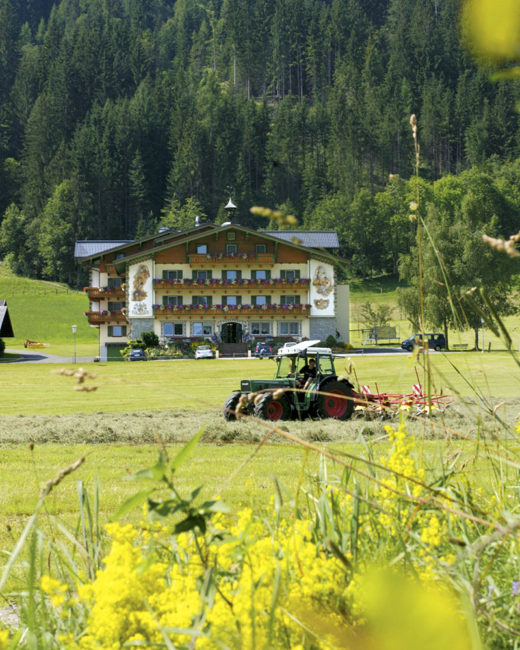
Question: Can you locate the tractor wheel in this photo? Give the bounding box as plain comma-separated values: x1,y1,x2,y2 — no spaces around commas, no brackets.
316,381,354,420
254,392,291,421
223,393,241,421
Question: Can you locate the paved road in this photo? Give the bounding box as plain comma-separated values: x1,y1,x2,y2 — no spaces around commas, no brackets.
2,346,417,363
3,349,97,363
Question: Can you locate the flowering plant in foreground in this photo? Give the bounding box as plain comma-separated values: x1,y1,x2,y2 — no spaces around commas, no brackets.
3,421,520,649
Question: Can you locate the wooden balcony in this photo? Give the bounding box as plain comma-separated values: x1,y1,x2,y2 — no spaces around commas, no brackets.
84,287,126,301
153,304,310,317
188,253,274,267
153,278,309,292
84,310,128,324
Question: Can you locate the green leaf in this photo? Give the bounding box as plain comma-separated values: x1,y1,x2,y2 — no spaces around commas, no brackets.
170,427,204,472
126,452,168,482
174,514,206,535
113,489,154,520
199,499,230,514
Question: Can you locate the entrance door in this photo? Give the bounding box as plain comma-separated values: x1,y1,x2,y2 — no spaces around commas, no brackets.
221,322,243,343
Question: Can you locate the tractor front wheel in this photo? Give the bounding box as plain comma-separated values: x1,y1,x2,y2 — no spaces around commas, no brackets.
316,381,353,420
223,393,241,421
254,392,291,421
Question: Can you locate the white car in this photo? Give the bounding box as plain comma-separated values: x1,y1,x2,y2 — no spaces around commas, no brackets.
195,344,214,359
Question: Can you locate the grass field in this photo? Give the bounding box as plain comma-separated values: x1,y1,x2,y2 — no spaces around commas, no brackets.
0,352,519,417
3,266,520,646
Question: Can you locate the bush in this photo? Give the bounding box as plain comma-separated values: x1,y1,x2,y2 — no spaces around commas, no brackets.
0,338,4,357
141,330,159,349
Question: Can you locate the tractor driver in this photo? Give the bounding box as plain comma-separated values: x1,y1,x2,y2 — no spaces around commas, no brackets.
297,357,317,389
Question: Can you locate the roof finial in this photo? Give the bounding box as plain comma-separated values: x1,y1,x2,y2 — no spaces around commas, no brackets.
222,194,237,226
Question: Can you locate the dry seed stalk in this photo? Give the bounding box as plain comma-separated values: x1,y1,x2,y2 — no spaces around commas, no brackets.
40,457,85,498
482,231,520,257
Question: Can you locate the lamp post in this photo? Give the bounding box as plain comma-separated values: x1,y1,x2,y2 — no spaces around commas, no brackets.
72,324,77,363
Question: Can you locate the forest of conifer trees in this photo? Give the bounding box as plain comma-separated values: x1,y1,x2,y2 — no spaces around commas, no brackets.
0,0,519,286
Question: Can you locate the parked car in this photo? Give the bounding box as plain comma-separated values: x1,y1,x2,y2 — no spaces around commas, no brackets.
254,342,272,358
129,348,147,361
195,344,214,359
401,333,446,352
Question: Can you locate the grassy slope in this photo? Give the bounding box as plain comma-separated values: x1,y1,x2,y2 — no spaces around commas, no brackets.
349,273,520,349
0,264,98,356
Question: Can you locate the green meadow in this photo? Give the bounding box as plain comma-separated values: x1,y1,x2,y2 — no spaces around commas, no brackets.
2,269,520,647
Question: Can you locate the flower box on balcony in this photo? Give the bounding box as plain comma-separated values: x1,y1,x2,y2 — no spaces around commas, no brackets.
153,277,310,291
84,310,128,323
152,304,311,317
86,287,126,300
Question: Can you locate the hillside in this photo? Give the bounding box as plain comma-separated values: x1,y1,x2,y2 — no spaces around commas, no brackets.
0,0,519,287
0,264,97,355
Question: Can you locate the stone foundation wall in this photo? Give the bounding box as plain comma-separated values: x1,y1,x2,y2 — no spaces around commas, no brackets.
129,318,155,340
309,317,337,342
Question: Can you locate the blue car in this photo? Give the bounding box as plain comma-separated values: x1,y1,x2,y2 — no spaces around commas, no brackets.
401,333,446,352
129,348,147,361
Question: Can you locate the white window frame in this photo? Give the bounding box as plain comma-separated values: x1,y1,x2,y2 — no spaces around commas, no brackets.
192,322,213,337
163,322,185,337
278,321,301,336
251,321,272,335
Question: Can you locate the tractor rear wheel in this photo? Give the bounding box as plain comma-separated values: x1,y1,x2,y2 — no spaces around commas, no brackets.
254,392,291,421
316,381,353,420
223,393,241,421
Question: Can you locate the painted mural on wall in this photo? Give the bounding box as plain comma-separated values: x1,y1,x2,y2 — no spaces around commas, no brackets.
129,262,153,317
310,261,334,316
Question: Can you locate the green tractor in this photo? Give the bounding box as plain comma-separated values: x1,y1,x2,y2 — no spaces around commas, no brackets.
223,341,354,422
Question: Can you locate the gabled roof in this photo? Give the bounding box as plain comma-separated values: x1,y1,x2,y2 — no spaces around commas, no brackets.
264,231,339,249
75,223,344,268
0,300,14,337
74,241,133,259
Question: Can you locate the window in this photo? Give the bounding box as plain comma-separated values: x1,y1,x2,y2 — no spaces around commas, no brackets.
163,295,183,306
251,270,271,281
108,325,127,337
107,277,122,288
223,295,241,306
108,301,124,311
226,244,238,255
163,322,184,337
196,244,208,254
192,295,212,306
162,269,183,281
280,269,300,281
252,295,270,306
255,243,267,253
280,295,301,305
192,322,213,337
278,321,301,336
318,356,335,375
222,270,241,281
227,231,236,241
192,270,212,281
251,321,271,335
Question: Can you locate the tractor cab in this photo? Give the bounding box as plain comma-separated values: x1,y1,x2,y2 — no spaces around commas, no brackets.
224,340,354,422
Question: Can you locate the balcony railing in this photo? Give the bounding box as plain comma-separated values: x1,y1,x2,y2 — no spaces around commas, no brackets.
84,310,128,324
153,304,311,317
153,278,309,291
84,287,126,301
188,252,274,266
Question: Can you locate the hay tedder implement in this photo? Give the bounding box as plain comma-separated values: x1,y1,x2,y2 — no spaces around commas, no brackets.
351,383,453,419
